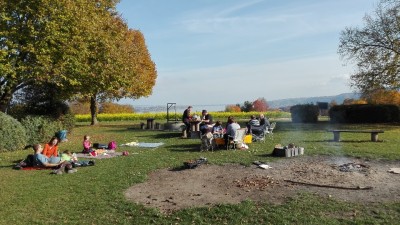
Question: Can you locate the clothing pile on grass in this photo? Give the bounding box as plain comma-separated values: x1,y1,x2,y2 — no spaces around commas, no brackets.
183,157,208,169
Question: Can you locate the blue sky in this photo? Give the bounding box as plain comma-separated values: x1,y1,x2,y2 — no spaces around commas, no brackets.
116,0,377,107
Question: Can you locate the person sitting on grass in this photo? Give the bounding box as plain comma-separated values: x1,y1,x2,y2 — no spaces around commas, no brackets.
82,135,93,153
33,144,77,174
42,136,59,158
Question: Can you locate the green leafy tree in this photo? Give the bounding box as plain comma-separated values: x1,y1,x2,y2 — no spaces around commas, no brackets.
240,101,253,112
0,0,94,112
0,1,157,126
10,82,69,119
338,0,400,96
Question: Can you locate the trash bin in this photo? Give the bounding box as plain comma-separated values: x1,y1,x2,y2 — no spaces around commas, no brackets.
146,118,154,129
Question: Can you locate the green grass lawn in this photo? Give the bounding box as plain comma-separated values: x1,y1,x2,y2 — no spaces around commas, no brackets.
1,120,399,224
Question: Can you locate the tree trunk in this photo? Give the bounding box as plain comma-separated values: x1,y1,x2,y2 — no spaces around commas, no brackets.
90,95,98,125
0,91,13,113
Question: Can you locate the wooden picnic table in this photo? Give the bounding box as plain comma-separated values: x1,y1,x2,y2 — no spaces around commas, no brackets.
190,120,201,132
327,129,384,142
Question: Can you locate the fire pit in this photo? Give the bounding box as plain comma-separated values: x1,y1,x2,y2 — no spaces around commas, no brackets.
337,162,369,172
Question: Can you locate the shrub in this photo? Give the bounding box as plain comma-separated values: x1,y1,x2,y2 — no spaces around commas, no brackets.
0,112,27,152
290,104,320,123
58,111,76,133
21,116,61,146
329,104,400,123
225,105,241,112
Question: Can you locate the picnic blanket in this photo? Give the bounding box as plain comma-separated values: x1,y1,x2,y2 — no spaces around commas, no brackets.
75,150,123,159
120,142,164,148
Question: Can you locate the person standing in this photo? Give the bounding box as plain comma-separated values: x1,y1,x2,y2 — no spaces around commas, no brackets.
182,106,193,137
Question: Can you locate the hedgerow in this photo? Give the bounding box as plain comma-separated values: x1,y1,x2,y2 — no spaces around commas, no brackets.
21,116,61,146
75,111,291,122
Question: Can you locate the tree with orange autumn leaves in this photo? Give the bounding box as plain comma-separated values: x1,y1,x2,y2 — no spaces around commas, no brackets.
343,89,400,105
225,98,270,112
252,98,269,112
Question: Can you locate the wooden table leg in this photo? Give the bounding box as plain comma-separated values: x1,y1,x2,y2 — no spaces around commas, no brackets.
333,131,340,142
191,123,196,132
371,132,378,142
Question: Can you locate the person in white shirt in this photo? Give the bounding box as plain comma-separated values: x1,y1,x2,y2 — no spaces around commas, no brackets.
224,117,240,147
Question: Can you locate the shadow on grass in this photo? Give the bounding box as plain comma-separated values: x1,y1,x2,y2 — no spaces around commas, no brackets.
255,153,276,159
123,131,181,139
154,132,182,139
0,164,15,168
167,143,200,152
169,166,189,171
304,140,382,143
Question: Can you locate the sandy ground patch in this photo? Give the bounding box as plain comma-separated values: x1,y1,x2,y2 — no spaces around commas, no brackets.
125,156,400,214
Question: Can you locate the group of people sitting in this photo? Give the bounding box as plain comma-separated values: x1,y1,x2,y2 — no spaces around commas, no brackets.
14,135,96,174
182,106,271,149
246,113,271,134
182,106,215,137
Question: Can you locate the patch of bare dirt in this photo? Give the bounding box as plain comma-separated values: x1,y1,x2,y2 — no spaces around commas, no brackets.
124,156,400,214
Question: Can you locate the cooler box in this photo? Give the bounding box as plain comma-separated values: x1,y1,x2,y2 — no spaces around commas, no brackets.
244,135,252,144
215,138,225,146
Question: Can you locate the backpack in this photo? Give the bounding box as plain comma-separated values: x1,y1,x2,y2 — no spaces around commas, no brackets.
13,154,37,169
108,141,117,150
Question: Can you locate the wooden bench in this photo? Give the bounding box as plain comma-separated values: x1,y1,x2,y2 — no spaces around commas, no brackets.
327,130,384,142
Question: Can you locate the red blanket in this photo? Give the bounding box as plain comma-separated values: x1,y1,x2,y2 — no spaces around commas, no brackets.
21,166,53,171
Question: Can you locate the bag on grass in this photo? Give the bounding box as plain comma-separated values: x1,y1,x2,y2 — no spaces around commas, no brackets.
13,154,37,169
108,141,117,150
93,143,107,149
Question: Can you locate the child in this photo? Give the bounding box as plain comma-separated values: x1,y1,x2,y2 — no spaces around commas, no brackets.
200,128,214,151
82,135,93,153
62,150,95,167
212,121,223,138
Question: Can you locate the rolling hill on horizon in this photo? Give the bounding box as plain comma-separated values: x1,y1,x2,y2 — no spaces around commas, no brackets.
130,93,361,113
268,93,360,108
